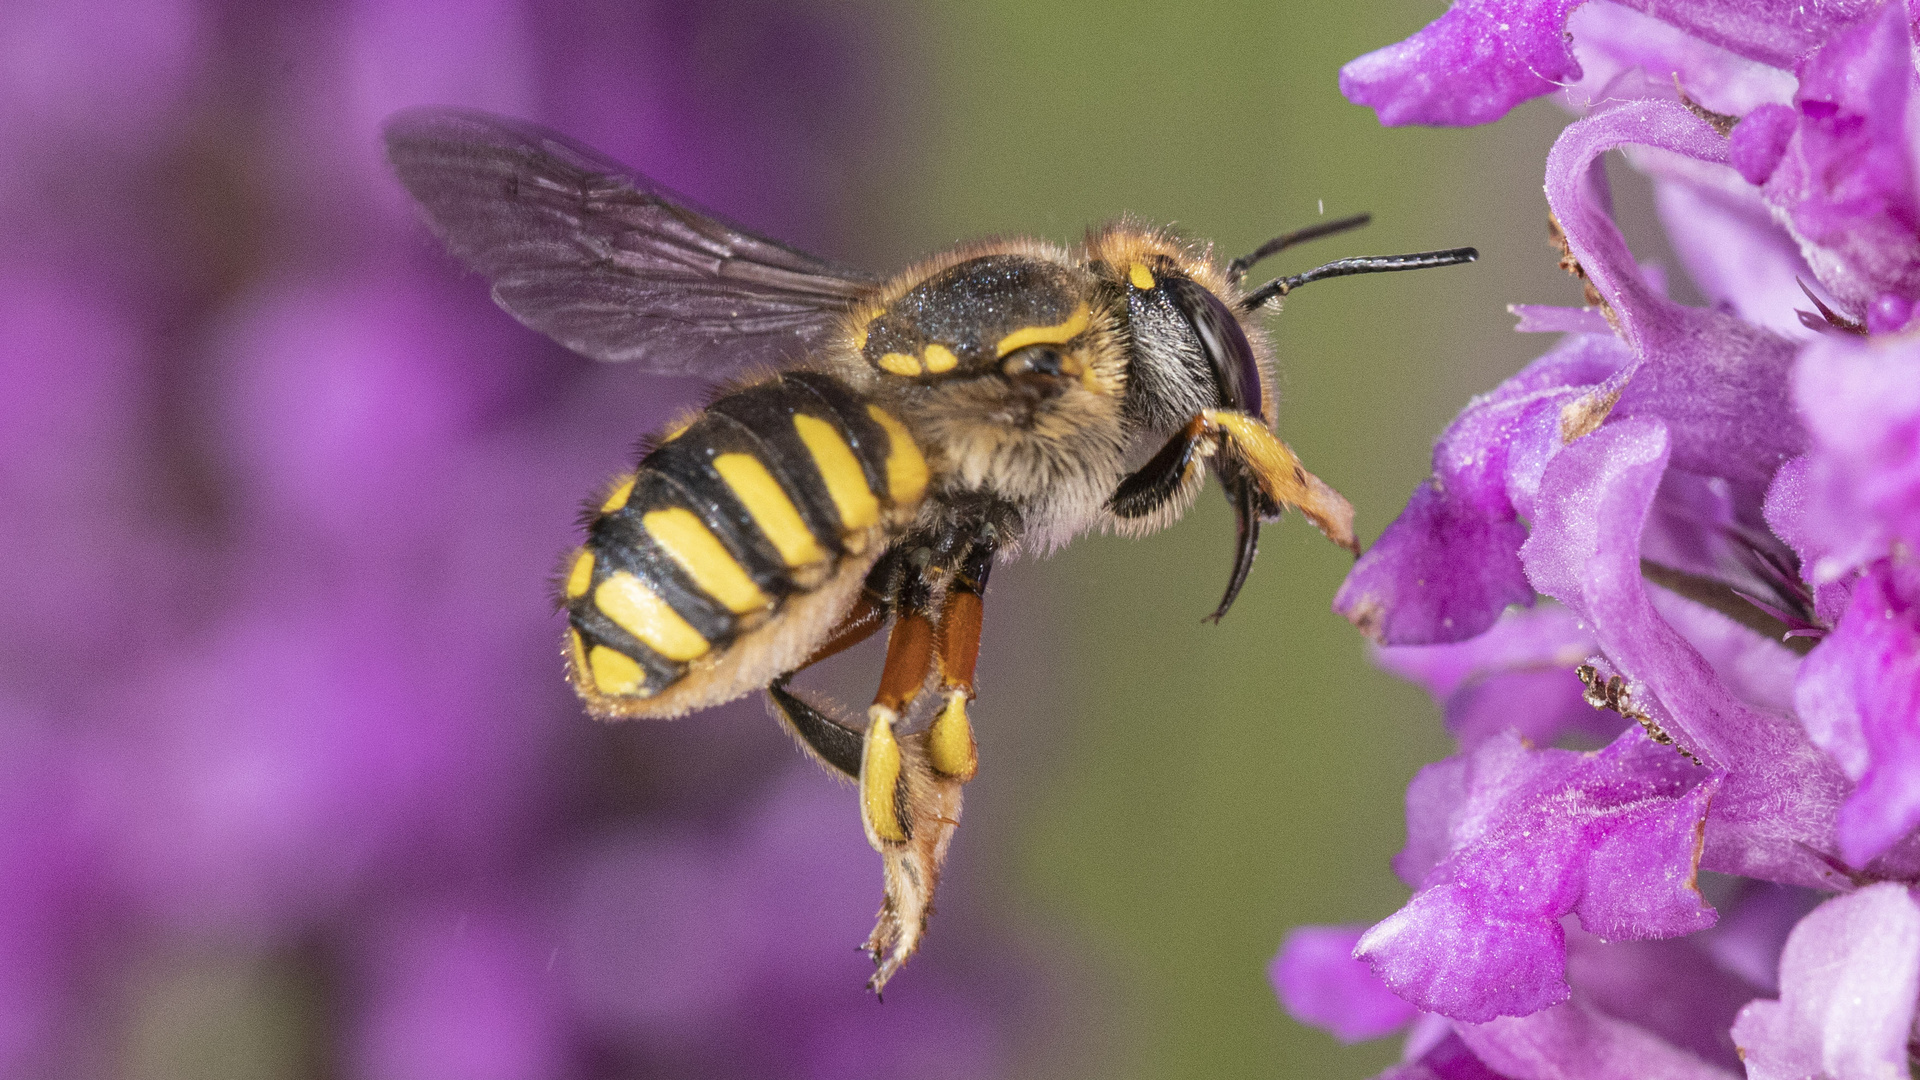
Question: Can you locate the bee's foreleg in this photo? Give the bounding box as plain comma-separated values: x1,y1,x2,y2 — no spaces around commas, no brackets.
1200,409,1357,555
1107,416,1208,522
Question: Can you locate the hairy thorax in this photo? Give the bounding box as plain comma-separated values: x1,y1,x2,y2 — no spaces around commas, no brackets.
829,241,1135,554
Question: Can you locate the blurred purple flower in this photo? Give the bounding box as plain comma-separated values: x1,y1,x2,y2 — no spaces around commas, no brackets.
0,1,1023,1076
1272,925,1420,1043
1289,1,1920,1072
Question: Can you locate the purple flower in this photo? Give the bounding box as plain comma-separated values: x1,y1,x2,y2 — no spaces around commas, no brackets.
1272,926,1421,1043
1371,604,1620,750
1341,0,1877,129
1288,1,1920,1070
1753,2,1920,320
1730,882,1920,1080
1357,728,1717,1021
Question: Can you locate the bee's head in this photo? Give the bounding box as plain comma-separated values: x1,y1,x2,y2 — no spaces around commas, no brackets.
1101,252,1269,431
1092,219,1475,621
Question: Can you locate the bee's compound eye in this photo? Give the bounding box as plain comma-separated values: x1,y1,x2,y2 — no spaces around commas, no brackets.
1000,345,1077,380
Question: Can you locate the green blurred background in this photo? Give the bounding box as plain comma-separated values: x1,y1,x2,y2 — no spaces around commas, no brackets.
822,2,1589,1077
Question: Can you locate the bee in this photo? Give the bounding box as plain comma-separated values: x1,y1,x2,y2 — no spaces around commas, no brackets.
384,108,1475,993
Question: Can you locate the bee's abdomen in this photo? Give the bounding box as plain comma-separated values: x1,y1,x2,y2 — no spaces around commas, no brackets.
564,371,928,710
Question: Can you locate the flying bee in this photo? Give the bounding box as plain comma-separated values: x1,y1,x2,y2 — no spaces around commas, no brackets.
384,108,1476,993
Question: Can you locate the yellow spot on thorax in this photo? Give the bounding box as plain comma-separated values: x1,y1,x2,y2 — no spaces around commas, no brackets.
865,406,928,505
642,507,769,614
854,311,880,351
565,550,595,599
861,705,908,844
793,414,880,531
588,644,647,696
713,453,826,567
922,343,958,373
994,302,1092,357
878,352,922,377
594,571,710,661
1128,262,1156,290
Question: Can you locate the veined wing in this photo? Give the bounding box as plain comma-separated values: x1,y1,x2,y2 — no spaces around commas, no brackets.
384,107,878,375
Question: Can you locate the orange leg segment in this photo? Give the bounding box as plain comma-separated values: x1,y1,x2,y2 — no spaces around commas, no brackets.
927,538,992,781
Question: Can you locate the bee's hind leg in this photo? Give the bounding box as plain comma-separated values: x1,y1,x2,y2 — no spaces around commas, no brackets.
764,531,997,996
859,527,997,995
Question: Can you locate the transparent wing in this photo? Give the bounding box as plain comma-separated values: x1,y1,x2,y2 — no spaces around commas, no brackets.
383,107,879,375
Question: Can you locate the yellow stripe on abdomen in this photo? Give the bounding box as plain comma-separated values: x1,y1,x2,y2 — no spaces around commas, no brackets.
713,453,827,567
865,406,928,505
600,476,635,514
565,550,594,599
588,643,647,696
793,414,880,531
641,507,770,614
594,571,710,661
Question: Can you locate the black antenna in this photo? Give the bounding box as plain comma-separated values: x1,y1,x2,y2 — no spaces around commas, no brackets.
1240,248,1479,312
1226,213,1372,284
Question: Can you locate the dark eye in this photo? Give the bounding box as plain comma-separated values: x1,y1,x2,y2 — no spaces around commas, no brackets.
1000,345,1070,378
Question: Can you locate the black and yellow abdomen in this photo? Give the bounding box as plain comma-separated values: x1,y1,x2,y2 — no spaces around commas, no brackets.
563,370,929,718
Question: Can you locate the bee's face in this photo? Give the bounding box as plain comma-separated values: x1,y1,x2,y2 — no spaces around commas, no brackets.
1082,232,1274,437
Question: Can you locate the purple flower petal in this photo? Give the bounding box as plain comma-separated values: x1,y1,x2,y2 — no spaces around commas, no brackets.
1459,1000,1741,1080
1378,1029,1517,1080
1510,305,1613,334
1646,587,1802,718
1608,0,1878,70
1396,756,1473,888
1357,730,1716,1022
1339,0,1587,127
1336,480,1536,645
1375,605,1624,751
1730,883,1920,1080
1340,0,1869,130
1336,333,1630,644
1761,1,1920,314
1345,102,1808,648
1519,419,1859,887
1795,560,1920,865
1789,330,1920,578
1698,880,1823,993
1561,3,1797,118
1272,925,1420,1043
1641,160,1820,339
1546,103,1805,498
1562,929,1759,1070
1729,103,1797,184
1762,455,1859,625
